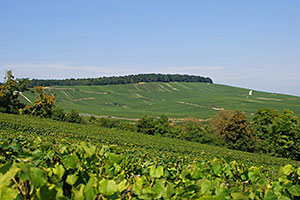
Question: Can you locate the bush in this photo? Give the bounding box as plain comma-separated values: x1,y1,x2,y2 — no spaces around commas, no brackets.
252,108,300,160
210,110,255,151
65,110,84,124
136,114,156,135
51,107,66,121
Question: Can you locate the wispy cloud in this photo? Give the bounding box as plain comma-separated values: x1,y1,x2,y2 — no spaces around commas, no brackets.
1,62,137,80
159,65,225,74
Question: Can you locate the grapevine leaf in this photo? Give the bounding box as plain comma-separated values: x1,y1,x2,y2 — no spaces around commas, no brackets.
0,186,18,199
66,174,78,185
0,163,20,186
118,180,128,192
84,178,97,200
38,185,57,200
150,165,164,178
264,190,278,200
288,185,300,196
283,164,294,176
30,167,46,188
81,142,95,157
62,154,78,169
53,164,65,179
99,179,118,196
212,162,222,175
231,192,248,200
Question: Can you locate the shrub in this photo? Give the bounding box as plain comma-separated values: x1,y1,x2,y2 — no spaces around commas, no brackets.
210,110,255,151
65,110,84,124
252,108,300,160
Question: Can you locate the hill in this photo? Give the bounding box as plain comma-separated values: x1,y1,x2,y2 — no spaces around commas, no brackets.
21,82,300,120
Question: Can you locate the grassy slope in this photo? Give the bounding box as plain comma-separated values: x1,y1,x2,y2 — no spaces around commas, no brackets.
22,82,300,119
1,112,299,169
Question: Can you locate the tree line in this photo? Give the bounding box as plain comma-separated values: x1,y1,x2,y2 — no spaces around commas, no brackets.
28,73,213,87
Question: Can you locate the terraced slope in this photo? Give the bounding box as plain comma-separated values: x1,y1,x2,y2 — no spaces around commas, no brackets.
22,82,300,119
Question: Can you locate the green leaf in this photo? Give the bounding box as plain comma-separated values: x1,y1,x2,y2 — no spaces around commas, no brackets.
66,174,78,185
109,153,121,164
231,192,248,200
248,167,260,182
53,164,65,179
30,167,46,188
81,142,96,157
84,178,97,200
288,185,300,196
212,162,222,175
283,164,294,176
278,196,291,200
0,186,18,200
152,180,166,199
264,190,278,200
118,180,128,192
149,165,164,178
72,184,85,200
38,185,57,200
99,179,118,196
0,163,20,186
62,154,78,169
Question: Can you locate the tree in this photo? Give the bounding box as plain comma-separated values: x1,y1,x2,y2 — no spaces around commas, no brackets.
0,70,28,114
136,114,156,135
252,108,300,160
154,115,170,135
19,86,56,118
65,110,83,124
210,110,255,151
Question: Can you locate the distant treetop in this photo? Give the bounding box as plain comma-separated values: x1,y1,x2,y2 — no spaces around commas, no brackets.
28,73,213,87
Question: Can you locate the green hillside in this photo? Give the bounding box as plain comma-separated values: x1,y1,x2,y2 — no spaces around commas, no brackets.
22,82,300,119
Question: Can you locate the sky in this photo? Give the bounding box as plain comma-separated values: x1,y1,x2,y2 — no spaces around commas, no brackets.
0,0,299,96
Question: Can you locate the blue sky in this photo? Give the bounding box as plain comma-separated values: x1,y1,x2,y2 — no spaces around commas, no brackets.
0,0,299,96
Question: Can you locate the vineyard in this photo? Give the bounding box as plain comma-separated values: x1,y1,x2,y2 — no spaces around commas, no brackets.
21,82,300,119
1,113,300,199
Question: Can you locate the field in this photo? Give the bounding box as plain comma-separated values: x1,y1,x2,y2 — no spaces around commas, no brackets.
22,82,300,120
1,113,299,170
1,113,300,199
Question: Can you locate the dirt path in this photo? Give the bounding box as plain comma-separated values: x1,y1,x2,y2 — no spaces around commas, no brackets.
135,94,153,100
157,83,171,92
79,113,209,122
133,84,142,92
20,92,32,104
165,83,179,91
73,97,96,102
79,90,108,95
177,101,224,111
61,90,73,99
257,97,282,101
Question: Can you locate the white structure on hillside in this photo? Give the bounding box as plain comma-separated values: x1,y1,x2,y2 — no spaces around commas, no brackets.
248,90,253,96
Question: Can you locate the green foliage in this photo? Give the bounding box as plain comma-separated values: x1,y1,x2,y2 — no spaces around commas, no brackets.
0,70,28,114
1,134,300,199
29,73,213,87
1,112,299,169
65,110,84,124
210,110,255,151
136,114,156,135
51,106,67,121
94,117,136,132
253,108,300,160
